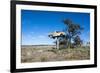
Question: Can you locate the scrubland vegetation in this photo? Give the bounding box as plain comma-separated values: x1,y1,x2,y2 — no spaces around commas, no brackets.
21,46,90,63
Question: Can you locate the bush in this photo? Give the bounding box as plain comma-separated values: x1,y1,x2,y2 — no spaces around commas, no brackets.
40,57,47,62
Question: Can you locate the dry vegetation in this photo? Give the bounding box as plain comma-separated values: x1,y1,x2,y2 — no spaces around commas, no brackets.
21,46,90,63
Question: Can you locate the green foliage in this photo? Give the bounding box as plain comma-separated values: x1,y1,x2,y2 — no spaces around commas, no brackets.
73,35,83,47
62,19,83,48
40,57,47,62
47,49,58,54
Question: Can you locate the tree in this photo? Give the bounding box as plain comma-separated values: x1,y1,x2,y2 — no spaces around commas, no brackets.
63,19,83,48
73,35,83,47
59,36,68,49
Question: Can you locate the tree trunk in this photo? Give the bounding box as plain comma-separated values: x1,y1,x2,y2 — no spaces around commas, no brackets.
68,35,71,48
56,37,59,49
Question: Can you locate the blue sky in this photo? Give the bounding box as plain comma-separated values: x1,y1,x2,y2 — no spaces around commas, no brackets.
21,10,90,45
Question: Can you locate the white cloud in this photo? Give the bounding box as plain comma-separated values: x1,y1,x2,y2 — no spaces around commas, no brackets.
30,31,34,34
21,32,55,45
38,35,46,38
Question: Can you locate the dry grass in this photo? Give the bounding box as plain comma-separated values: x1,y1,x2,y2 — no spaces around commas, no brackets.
21,46,90,63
